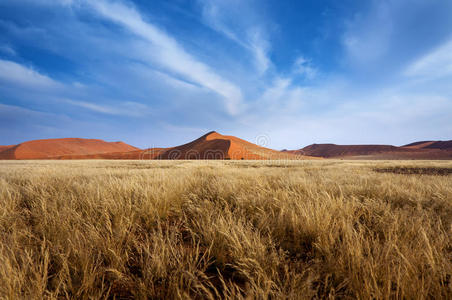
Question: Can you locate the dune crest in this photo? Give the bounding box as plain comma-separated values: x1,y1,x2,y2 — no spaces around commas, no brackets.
2,134,451,160
287,140,452,159
155,131,311,160
0,138,138,160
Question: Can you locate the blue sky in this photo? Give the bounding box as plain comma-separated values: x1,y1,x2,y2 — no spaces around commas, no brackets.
1,0,451,149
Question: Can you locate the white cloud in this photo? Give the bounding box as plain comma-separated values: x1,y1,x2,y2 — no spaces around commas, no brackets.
85,0,243,115
248,28,271,74
198,0,271,74
64,98,150,117
0,59,59,88
293,56,317,79
404,39,452,80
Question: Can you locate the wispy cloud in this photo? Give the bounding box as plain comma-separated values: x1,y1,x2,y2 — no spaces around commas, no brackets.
404,39,452,80
64,98,150,117
198,0,271,74
293,56,317,80
0,59,59,89
0,58,151,118
86,0,243,115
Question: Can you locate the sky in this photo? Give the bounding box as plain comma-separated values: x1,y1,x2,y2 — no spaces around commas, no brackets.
1,0,452,149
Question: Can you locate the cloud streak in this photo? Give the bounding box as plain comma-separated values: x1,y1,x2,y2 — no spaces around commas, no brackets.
64,98,150,117
198,0,271,74
0,59,59,89
405,39,452,80
87,0,243,115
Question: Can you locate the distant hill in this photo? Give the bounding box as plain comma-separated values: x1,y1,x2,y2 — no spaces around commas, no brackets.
403,140,452,150
0,138,139,159
290,144,399,158
286,140,452,159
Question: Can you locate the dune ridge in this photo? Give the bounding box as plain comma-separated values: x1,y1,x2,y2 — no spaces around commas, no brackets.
0,138,138,160
54,131,313,160
156,131,307,160
1,134,451,160
288,140,452,159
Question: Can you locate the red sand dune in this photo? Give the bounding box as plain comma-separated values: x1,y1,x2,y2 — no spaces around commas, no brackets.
61,131,314,160
3,131,316,160
56,148,168,160
154,131,312,160
0,138,138,160
2,135,451,160
0,145,14,153
286,140,452,159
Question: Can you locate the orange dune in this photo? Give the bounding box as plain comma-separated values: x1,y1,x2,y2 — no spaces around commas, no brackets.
0,145,14,151
53,131,316,160
155,131,314,160
3,134,450,160
0,138,138,160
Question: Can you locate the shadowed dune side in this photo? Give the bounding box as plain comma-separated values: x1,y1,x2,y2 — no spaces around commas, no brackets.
402,141,437,149
402,140,452,150
286,140,452,159
156,131,230,160
55,148,168,160
290,144,400,158
422,141,452,150
0,145,18,159
0,138,139,159
0,145,14,152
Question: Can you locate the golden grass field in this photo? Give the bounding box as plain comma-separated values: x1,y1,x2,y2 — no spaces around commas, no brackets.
0,160,451,299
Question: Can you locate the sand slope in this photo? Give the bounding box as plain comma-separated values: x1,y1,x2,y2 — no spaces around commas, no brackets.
403,140,452,150
29,131,315,160
292,144,400,158
287,140,452,159
2,135,450,160
156,131,312,160
0,138,139,159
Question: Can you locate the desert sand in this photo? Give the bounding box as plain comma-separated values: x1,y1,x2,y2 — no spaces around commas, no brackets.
1,133,451,160
0,138,138,159
287,141,452,159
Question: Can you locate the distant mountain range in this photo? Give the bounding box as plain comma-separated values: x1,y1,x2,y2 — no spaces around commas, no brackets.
1,132,451,160
284,140,452,159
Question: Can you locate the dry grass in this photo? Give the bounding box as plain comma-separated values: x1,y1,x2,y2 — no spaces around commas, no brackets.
0,160,451,299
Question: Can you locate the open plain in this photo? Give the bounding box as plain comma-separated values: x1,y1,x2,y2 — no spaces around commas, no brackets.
0,160,451,299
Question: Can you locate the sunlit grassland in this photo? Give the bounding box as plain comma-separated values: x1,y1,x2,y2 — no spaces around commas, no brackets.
0,160,451,299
